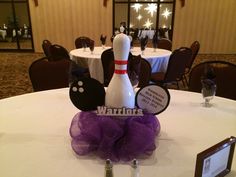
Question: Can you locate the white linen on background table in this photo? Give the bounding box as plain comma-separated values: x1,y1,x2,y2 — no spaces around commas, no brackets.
70,47,171,84
0,29,7,40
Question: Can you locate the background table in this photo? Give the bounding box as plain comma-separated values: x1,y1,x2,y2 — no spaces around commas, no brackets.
131,47,171,73
70,46,110,83
70,47,171,84
1,88,235,177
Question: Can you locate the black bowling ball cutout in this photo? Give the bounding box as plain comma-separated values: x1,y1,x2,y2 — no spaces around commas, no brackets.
69,77,105,111
69,77,170,115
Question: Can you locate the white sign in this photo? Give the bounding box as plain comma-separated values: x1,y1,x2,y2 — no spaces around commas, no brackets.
135,85,170,115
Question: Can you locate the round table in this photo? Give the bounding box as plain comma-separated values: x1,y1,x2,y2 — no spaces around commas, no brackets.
1,88,235,177
70,47,171,84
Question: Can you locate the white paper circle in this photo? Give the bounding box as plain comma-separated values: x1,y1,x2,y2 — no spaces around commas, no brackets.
135,85,170,115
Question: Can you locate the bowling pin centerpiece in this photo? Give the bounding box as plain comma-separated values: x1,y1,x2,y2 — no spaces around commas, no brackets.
105,33,135,108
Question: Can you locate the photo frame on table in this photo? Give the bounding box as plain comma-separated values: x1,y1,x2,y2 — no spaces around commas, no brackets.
194,136,236,177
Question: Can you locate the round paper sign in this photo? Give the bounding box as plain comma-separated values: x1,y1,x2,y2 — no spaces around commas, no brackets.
135,84,170,115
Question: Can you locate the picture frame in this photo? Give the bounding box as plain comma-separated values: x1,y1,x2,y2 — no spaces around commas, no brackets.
194,136,236,177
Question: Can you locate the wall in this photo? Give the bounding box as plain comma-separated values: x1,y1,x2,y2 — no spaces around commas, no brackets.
29,0,112,52
29,0,236,54
173,0,236,54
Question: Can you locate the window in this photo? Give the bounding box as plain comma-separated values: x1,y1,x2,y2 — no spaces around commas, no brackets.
0,0,34,51
113,0,175,41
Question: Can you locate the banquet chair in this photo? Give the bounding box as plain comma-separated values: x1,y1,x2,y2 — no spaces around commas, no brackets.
42,39,52,59
68,60,90,85
183,41,200,85
29,57,71,92
188,61,236,100
150,47,192,89
75,36,91,49
128,55,151,88
49,44,70,61
101,48,115,87
157,38,172,51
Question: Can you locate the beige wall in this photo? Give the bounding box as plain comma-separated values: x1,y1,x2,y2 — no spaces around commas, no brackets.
173,0,236,54
29,0,112,52
29,0,236,54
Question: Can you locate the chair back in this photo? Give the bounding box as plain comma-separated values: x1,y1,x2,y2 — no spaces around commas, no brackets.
128,55,151,88
75,36,91,49
189,61,236,100
50,44,70,61
164,47,192,82
101,48,115,87
29,57,71,91
42,39,52,58
186,41,200,72
157,38,172,51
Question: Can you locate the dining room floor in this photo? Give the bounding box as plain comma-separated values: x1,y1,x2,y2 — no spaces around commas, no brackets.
0,52,235,99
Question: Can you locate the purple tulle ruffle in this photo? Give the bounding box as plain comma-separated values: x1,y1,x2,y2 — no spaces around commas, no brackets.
70,111,160,162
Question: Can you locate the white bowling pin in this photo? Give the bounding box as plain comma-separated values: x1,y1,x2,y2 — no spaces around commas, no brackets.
105,33,135,108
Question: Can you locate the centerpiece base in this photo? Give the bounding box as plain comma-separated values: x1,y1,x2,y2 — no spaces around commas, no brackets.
70,111,160,162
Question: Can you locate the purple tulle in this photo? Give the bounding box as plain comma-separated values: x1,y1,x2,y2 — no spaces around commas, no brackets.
70,111,160,162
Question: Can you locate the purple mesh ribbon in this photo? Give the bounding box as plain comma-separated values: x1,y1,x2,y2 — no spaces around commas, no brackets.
70,111,160,162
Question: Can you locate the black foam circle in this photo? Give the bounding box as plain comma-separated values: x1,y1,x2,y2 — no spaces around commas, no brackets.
69,77,105,111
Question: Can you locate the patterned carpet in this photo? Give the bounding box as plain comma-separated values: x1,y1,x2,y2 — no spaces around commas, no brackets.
0,52,44,99
0,52,235,99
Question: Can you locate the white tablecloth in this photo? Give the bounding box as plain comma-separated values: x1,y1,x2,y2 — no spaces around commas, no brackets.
70,47,171,84
70,46,110,83
0,29,7,40
0,89,235,177
138,29,155,39
131,47,171,73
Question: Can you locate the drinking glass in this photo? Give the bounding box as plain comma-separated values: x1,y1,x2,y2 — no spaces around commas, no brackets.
141,45,145,55
89,45,94,54
153,43,157,52
83,42,87,52
100,35,106,49
201,79,216,107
